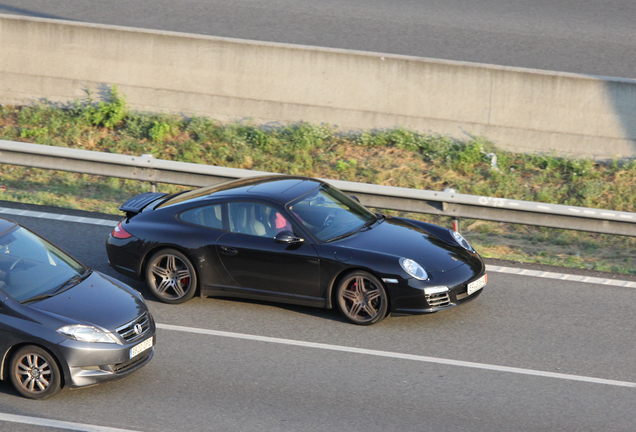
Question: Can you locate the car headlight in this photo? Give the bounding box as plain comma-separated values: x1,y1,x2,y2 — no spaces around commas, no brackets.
450,230,474,251
57,325,118,344
399,258,428,280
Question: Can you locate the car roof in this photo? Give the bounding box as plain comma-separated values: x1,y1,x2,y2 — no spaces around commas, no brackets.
158,175,324,208
223,176,322,200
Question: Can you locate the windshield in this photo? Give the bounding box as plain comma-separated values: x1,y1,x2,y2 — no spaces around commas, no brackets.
287,185,376,242
0,226,86,302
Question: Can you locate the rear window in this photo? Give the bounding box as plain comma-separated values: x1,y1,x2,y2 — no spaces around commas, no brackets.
179,204,224,230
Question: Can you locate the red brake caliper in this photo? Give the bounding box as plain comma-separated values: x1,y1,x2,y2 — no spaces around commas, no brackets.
348,282,357,304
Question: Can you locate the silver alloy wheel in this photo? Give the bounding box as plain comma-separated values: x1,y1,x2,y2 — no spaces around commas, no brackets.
336,271,388,325
10,346,61,399
15,353,52,393
146,249,197,303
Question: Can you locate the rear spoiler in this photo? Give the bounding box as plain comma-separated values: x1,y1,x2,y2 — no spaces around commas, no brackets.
119,192,168,216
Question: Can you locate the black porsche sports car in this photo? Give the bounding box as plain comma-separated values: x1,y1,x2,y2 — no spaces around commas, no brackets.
107,175,486,325
0,218,155,399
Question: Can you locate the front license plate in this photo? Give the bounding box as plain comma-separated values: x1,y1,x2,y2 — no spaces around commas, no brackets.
467,274,487,295
130,337,153,359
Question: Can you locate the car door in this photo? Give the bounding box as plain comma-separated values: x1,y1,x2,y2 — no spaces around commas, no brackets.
216,202,321,300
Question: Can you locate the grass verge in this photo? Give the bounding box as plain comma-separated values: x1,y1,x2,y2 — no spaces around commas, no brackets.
1,90,635,275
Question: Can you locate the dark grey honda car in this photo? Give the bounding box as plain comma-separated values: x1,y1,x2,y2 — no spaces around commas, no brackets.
0,217,155,399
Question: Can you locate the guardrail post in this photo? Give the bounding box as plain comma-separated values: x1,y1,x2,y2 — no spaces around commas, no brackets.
140,154,157,192
443,188,461,232
452,218,460,233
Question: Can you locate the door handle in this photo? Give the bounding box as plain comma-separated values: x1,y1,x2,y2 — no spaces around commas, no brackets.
219,246,238,256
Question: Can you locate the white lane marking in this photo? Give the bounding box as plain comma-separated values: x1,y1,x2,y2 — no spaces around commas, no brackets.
0,207,118,226
486,265,636,288
157,323,636,389
4,206,635,289
0,413,143,432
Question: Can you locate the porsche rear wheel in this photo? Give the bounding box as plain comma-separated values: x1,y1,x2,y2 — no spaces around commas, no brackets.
336,271,388,325
146,248,197,304
10,346,62,400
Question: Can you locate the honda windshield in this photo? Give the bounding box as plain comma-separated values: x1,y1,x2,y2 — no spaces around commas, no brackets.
0,226,87,303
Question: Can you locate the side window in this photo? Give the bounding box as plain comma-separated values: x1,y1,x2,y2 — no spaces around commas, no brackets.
179,204,224,230
228,202,292,237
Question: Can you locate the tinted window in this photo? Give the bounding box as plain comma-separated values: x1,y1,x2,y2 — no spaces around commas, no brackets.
228,202,292,237
179,204,224,230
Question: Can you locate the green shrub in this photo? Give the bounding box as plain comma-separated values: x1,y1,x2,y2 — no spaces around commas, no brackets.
85,86,129,129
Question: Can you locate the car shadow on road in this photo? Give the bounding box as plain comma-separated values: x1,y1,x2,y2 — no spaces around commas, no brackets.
0,380,20,398
203,296,351,324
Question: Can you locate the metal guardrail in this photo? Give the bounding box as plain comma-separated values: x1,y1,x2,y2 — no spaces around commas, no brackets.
2,140,636,236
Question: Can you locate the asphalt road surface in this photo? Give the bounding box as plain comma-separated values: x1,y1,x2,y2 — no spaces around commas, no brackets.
2,0,636,79
0,204,635,432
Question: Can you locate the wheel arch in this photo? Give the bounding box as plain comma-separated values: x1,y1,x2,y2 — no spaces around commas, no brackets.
1,343,67,389
140,245,200,286
327,267,391,311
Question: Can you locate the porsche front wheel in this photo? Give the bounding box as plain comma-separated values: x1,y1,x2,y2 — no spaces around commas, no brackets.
336,271,388,325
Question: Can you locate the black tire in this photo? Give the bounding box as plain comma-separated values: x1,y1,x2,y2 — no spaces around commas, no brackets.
146,248,198,304
10,346,62,400
336,271,388,325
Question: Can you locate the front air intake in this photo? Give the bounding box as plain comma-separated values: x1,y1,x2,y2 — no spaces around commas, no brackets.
426,292,451,307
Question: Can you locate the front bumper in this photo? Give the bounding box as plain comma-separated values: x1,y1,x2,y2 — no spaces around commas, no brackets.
66,346,155,388
387,262,486,316
58,323,156,388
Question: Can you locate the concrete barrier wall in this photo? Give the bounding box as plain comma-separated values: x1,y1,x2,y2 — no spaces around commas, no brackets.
2,14,636,159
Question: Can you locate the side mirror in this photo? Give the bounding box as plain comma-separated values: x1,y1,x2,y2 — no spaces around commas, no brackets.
274,231,304,244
